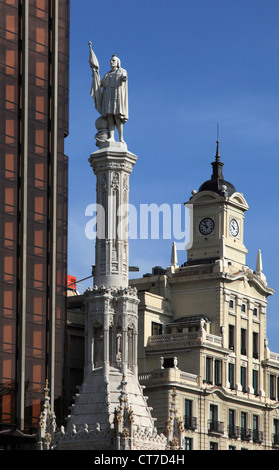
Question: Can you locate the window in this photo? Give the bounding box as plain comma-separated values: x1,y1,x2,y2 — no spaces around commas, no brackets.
228,409,238,438
214,360,222,386
241,303,246,313
228,325,235,351
241,412,247,430
210,404,218,423
253,415,258,432
241,366,247,392
273,419,279,445
228,363,235,389
241,328,247,356
209,404,223,433
253,369,259,395
228,445,236,450
185,399,197,430
185,399,192,417
206,357,213,384
270,375,276,400
253,415,262,443
151,322,162,336
210,442,218,450
229,409,235,427
241,412,251,441
229,299,234,309
184,437,192,450
253,332,259,359
253,307,258,317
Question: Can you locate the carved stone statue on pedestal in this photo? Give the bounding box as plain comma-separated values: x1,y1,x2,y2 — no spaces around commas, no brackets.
53,46,166,451
89,42,128,147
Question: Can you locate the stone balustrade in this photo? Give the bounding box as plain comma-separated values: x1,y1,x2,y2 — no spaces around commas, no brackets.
146,331,222,350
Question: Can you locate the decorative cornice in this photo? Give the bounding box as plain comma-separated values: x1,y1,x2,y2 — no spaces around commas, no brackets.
85,285,139,299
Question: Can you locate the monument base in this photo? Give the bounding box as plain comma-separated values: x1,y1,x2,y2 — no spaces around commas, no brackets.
54,366,166,450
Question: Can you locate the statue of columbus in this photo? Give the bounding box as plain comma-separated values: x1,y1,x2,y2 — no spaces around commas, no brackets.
89,42,128,145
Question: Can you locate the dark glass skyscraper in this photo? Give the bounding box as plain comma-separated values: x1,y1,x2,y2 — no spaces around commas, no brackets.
0,0,69,448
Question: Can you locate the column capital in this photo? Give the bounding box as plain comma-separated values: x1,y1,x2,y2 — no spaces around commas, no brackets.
89,146,138,175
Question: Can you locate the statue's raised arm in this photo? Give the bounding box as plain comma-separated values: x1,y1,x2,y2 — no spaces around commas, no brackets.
88,42,128,147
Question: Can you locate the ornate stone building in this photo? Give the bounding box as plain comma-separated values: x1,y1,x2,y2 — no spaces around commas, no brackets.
129,142,279,450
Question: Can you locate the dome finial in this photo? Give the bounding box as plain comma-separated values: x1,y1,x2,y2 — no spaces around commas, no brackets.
215,123,221,162
212,123,223,180
197,124,236,196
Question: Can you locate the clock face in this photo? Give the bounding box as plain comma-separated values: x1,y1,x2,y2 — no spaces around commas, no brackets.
199,218,215,235
230,218,239,237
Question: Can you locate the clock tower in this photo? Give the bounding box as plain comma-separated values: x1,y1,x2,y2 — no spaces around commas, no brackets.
129,139,276,450
186,140,249,269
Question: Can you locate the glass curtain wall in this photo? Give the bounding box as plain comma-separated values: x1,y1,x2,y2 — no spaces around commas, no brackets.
0,0,69,436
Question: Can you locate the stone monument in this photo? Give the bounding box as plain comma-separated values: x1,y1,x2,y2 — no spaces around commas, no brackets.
88,42,128,148
54,45,166,450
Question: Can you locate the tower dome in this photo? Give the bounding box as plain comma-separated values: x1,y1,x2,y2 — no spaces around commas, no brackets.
198,140,236,196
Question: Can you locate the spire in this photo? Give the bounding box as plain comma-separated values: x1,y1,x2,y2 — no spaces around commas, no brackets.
256,249,263,274
256,249,266,282
171,241,178,267
215,124,221,162
198,132,236,196
215,139,220,161
211,138,224,180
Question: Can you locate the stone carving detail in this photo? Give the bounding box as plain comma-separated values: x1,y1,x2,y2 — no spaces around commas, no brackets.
164,388,184,450
85,285,138,299
54,422,113,450
127,317,137,330
92,161,133,173
101,173,107,191
36,381,57,450
123,174,128,193
111,172,120,191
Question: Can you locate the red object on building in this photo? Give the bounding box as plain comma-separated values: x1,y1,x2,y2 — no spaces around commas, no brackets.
67,275,77,290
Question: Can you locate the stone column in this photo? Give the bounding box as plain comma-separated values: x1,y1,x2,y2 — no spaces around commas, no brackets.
89,145,137,289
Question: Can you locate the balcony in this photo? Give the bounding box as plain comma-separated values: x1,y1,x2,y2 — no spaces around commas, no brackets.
228,426,263,443
146,331,222,352
146,331,199,352
208,420,224,434
272,434,279,447
240,427,252,441
253,430,263,443
184,416,197,430
138,368,198,387
228,425,240,439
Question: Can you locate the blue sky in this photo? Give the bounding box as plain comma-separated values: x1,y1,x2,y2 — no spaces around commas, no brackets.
66,0,279,350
